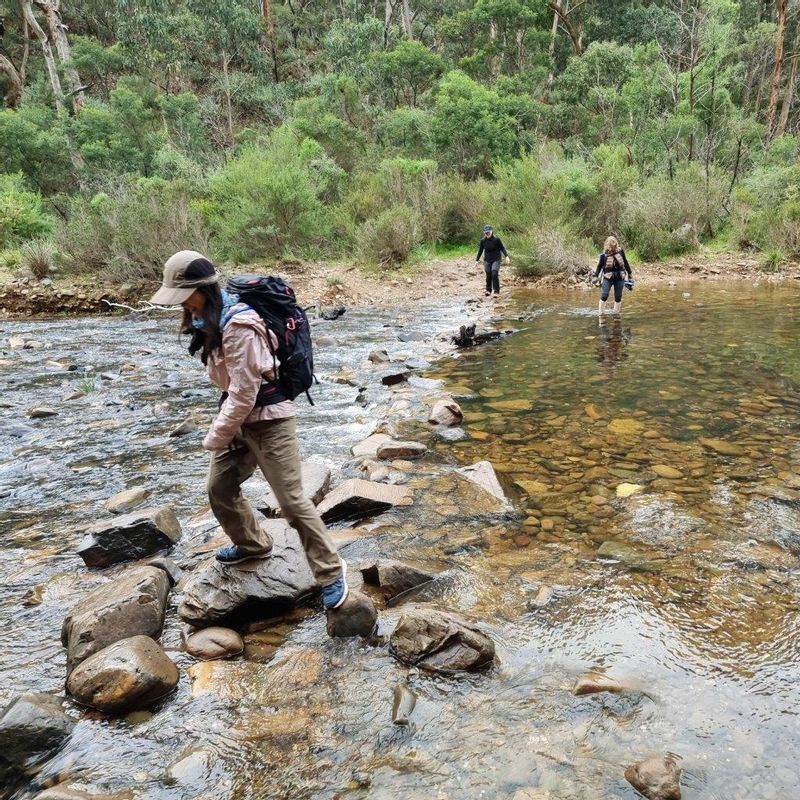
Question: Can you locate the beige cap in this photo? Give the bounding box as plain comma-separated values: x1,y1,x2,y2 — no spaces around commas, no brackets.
150,250,219,306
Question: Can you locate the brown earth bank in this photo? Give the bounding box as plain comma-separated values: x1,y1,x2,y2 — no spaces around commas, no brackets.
0,251,796,318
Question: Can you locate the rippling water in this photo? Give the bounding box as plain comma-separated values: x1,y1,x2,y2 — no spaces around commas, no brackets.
2,281,799,800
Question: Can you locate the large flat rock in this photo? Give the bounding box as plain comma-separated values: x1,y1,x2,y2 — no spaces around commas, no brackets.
62,565,170,675
316,479,412,524
254,462,331,518
178,521,317,626
67,635,179,714
76,506,182,568
350,433,392,458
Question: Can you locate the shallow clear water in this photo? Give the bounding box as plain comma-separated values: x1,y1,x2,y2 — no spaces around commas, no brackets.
1,281,799,800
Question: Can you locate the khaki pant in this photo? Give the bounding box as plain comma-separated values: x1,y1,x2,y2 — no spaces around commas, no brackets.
207,417,342,586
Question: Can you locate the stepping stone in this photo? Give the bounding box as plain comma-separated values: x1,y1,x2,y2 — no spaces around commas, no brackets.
316,479,412,525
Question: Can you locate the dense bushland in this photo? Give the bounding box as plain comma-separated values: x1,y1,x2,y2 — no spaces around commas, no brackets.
0,0,798,281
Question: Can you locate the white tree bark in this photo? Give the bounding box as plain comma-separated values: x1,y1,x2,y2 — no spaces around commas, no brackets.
20,0,64,112
34,0,84,108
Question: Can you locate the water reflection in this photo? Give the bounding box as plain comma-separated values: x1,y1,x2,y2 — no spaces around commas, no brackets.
595,316,631,377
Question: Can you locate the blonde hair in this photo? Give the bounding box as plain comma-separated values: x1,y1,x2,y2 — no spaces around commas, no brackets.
604,236,619,254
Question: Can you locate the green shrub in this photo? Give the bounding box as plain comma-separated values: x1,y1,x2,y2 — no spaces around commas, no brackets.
203,128,340,262
0,174,55,248
0,248,22,271
359,205,420,267
512,226,594,277
620,165,725,260
761,248,785,272
56,177,207,281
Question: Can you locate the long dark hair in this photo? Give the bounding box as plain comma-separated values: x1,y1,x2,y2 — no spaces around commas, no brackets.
181,283,223,365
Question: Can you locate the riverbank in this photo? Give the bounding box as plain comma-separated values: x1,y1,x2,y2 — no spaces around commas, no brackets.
0,250,795,318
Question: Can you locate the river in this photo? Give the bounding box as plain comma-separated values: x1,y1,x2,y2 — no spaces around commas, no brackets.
1,281,799,799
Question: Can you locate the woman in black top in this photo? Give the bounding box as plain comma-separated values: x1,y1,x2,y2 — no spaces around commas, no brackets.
594,236,632,315
476,225,510,297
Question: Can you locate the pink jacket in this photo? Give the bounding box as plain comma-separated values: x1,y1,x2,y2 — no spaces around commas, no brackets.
202,305,296,451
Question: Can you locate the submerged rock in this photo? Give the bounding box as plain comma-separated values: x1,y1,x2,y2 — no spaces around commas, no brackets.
391,682,416,725
179,522,317,625
360,559,438,602
77,505,182,568
255,461,331,518
316,479,412,524
390,608,495,673
0,692,74,785
103,487,149,514
62,565,170,674
616,483,644,498
34,789,134,800
429,398,463,427
325,591,378,638
698,437,745,456
573,671,625,696
185,627,244,660
376,440,427,460
67,635,179,714
624,755,682,800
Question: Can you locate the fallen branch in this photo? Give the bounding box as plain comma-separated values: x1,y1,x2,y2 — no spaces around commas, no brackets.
100,298,176,314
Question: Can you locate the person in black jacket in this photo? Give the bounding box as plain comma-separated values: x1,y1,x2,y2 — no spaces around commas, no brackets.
475,225,510,297
593,236,632,315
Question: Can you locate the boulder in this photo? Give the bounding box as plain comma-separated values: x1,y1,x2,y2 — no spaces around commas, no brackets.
390,609,495,673
360,559,438,602
255,462,331,518
624,755,682,800
316,479,412,524
376,440,427,460
325,591,378,638
185,627,244,660
62,565,170,674
457,461,506,504
428,398,463,427
103,487,149,514
0,692,74,784
351,433,392,458
66,636,179,714
178,522,317,626
76,505,182,568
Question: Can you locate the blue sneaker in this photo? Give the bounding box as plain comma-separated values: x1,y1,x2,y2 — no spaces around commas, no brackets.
322,560,349,610
215,544,272,565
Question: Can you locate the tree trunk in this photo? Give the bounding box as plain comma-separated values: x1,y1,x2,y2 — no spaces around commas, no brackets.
20,0,64,112
34,0,84,109
546,0,561,87
401,0,413,39
488,19,500,79
384,0,394,48
777,25,800,137
0,55,23,109
765,0,788,139
221,50,234,143
261,0,280,81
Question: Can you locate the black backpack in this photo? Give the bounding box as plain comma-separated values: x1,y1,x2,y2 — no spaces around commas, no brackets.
226,274,316,404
